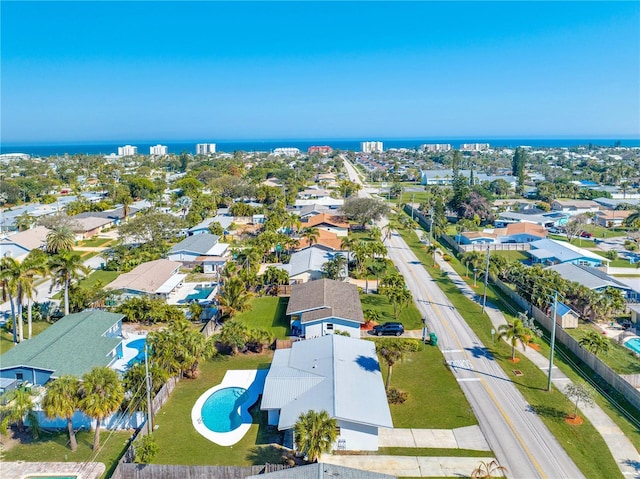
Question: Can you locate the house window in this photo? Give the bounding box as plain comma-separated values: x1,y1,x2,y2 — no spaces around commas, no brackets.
326,324,334,331
16,373,23,380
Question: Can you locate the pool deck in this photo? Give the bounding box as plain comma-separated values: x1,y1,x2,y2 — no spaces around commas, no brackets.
3,461,105,479
191,369,267,446
111,333,147,372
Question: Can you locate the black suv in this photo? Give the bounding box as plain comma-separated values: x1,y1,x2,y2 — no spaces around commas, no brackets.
372,322,405,337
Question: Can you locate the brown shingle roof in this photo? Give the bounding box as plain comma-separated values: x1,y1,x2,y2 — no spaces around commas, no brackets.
306,213,349,229
6,226,50,250
286,279,364,324
295,229,343,251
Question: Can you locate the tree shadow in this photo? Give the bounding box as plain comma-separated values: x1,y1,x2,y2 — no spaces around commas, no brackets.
355,354,381,372
246,444,286,465
527,404,566,420
624,459,640,473
465,345,494,360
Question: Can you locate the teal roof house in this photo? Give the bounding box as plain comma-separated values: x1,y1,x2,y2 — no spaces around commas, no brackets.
0,310,125,386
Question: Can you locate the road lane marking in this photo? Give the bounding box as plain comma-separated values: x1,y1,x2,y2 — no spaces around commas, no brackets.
457,378,481,382
395,243,548,479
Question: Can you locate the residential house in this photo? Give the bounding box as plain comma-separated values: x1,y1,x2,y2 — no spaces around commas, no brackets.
0,311,125,386
296,204,333,220
527,239,608,267
285,278,364,338
0,225,49,260
593,210,633,228
247,463,395,479
294,197,344,210
71,216,113,240
457,231,497,245
305,213,350,237
168,233,229,273
261,334,392,451
495,210,571,228
298,187,332,199
295,229,343,251
550,199,600,216
457,223,547,245
547,263,640,303
630,304,640,324
278,246,347,284
106,259,186,299
188,215,234,236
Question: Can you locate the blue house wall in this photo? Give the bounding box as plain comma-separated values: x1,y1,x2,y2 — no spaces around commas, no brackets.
0,366,53,386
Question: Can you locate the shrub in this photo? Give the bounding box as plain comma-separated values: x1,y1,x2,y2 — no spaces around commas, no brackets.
387,387,408,404
442,254,452,261
135,433,159,463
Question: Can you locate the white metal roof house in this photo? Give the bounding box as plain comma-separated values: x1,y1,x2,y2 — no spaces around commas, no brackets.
527,239,608,268
261,334,393,451
550,199,600,216
277,246,347,284
168,233,229,273
0,226,49,261
547,263,640,302
286,279,364,339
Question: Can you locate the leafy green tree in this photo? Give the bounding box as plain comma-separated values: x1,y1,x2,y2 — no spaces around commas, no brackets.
42,376,81,451
512,147,527,195
294,410,338,463
497,318,532,361
121,363,168,413
208,221,224,236
341,197,390,227
135,433,160,463
216,320,251,355
49,252,90,316
262,266,289,289
578,330,611,357
118,212,185,248
79,367,124,450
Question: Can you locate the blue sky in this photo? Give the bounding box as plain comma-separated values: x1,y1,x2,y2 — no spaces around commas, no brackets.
2,1,639,143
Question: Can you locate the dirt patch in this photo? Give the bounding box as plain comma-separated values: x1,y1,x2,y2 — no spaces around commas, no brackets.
565,415,584,425
528,343,541,351
508,357,521,363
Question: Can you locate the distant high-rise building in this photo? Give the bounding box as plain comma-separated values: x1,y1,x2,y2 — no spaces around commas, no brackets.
420,144,452,153
273,147,300,157
149,144,168,155
361,141,383,153
117,145,138,156
196,143,216,155
460,143,490,152
308,145,333,155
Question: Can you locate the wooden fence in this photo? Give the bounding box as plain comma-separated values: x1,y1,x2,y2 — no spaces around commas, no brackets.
493,278,640,411
115,464,290,479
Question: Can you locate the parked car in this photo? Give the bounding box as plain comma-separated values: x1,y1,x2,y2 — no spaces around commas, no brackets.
579,231,594,238
372,322,405,336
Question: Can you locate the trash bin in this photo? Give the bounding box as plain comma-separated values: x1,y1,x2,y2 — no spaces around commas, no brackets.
429,332,438,346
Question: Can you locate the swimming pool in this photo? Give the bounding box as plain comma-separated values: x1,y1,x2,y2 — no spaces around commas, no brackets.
201,387,249,433
624,337,640,354
126,338,147,367
186,286,215,302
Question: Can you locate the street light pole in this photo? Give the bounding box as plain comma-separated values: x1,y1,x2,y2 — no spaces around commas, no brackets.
481,244,491,314
547,291,558,392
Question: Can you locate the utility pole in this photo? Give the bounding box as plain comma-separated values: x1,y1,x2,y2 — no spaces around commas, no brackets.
481,244,491,314
428,207,434,245
411,193,415,221
547,291,558,392
144,343,153,434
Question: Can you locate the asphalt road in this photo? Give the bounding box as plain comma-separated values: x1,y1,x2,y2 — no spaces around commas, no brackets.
343,158,584,478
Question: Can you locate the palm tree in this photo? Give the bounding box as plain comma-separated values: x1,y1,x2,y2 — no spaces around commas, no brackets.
294,410,338,463
176,196,192,220
79,366,124,450
578,330,611,357
218,276,251,318
497,318,532,361
425,243,437,267
45,226,76,254
340,236,357,277
42,376,81,451
368,225,382,241
301,227,319,247
0,387,40,438
376,339,407,391
49,252,90,316
14,211,35,231
471,459,508,478
0,257,19,343
18,252,48,340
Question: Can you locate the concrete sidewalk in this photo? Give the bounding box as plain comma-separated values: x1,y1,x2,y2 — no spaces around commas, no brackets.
379,426,491,451
434,254,640,478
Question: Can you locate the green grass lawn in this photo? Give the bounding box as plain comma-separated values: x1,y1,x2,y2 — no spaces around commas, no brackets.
394,224,626,479
2,430,131,479
151,352,283,466
78,237,113,247
490,250,529,262
564,324,640,375
360,293,424,330
0,320,52,354
582,224,629,239
53,270,120,300
590,249,638,268
234,296,290,339
378,342,477,429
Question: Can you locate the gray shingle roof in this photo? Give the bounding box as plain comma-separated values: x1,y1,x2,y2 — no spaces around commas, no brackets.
169,233,220,255
286,278,364,324
261,334,393,430
0,310,124,379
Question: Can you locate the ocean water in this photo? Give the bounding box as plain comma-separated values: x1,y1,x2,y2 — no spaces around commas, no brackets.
2,138,638,157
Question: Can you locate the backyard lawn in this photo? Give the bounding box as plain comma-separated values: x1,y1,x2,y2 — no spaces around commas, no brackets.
78,270,120,289
234,296,290,339
2,430,131,479
150,352,283,466
77,237,113,248
360,292,424,330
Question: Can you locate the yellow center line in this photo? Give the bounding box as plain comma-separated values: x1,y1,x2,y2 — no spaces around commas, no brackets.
395,239,547,479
